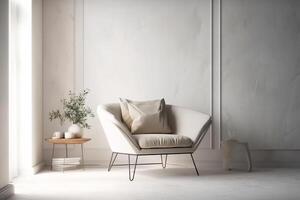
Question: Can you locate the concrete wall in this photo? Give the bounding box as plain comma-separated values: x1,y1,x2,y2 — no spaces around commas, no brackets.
0,0,9,189
42,0,300,167
222,0,300,149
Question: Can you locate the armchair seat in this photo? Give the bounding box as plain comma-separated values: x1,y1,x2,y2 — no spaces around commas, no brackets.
133,134,193,149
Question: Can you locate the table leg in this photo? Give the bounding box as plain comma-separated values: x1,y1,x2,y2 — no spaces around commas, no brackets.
51,144,55,171
81,144,85,170
245,143,252,172
62,144,68,173
65,144,68,158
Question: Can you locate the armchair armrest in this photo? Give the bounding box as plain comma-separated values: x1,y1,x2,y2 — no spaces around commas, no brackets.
97,105,140,154
167,105,212,148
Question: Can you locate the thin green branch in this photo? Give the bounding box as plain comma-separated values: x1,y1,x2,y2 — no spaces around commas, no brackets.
48,89,94,129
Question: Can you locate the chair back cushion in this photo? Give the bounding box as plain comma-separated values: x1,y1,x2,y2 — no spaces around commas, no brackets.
119,98,172,134
166,105,211,145
119,98,133,130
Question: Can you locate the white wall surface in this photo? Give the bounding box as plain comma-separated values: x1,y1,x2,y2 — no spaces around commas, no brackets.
83,0,212,149
32,0,43,168
43,0,75,153
0,0,9,189
222,0,300,149
84,0,211,111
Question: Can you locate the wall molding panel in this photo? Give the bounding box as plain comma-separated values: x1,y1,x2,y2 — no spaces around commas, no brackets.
76,0,214,150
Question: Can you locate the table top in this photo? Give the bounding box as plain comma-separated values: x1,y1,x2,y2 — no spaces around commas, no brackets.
46,138,91,144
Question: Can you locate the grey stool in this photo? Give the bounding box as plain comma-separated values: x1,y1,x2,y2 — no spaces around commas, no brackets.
222,139,252,172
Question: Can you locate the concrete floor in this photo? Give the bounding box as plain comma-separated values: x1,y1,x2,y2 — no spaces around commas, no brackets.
8,165,300,200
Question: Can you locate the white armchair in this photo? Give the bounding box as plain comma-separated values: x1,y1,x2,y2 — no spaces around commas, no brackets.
98,103,212,180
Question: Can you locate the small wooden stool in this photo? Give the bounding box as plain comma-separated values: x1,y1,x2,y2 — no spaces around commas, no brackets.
222,139,252,172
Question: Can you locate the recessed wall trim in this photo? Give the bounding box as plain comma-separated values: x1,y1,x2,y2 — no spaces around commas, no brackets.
209,0,214,149
219,0,222,149
75,0,214,150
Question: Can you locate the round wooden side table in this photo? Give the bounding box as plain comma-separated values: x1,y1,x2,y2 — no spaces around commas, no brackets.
46,138,91,171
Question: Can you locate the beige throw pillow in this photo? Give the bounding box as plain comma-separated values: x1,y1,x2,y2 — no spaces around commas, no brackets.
119,98,164,130
119,98,133,130
126,99,172,134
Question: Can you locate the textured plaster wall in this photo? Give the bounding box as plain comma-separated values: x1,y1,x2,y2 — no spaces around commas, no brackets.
82,0,212,150
222,0,300,149
43,0,75,152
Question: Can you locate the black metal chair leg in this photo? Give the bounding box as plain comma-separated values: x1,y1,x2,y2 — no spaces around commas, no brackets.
160,154,168,168
108,152,118,172
128,154,138,181
108,153,199,180
190,153,199,176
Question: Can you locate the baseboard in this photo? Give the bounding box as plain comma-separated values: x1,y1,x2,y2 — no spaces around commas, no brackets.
43,148,300,169
253,161,300,168
45,159,224,170
19,162,45,176
32,161,45,174
43,159,300,172
0,184,14,200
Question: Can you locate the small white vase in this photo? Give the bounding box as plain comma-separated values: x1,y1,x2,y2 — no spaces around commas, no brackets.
68,124,83,138
52,131,64,139
64,131,74,139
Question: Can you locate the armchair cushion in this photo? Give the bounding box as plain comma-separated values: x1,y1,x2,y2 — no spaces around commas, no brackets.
119,98,163,130
119,98,134,130
120,98,172,134
133,134,193,149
